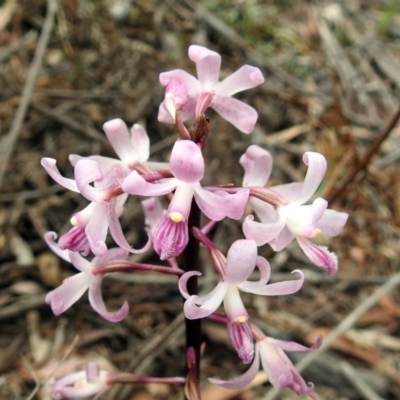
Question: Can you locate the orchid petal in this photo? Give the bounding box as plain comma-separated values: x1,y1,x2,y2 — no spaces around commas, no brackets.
217,65,264,96
225,240,257,284
239,270,304,296
69,251,92,273
243,215,286,246
93,247,129,265
236,256,271,291
88,275,129,322
46,272,91,315
284,204,320,238
170,141,204,183
211,95,258,133
41,158,79,192
266,335,323,352
250,197,279,223
294,152,327,204
240,145,272,187
44,231,71,262
51,371,87,388
178,271,202,300
159,69,200,97
317,209,349,236
188,45,221,86
69,154,122,172
153,215,188,260
131,124,150,163
108,199,152,254
102,119,135,163
209,346,260,389
259,342,315,396
121,170,178,196
142,197,165,235
74,160,105,202
271,182,303,202
194,186,249,221
85,203,109,257
269,226,295,251
102,119,150,165
310,198,328,224
183,283,227,319
296,237,338,275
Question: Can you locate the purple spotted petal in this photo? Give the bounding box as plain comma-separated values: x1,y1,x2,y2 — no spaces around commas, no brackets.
153,214,188,260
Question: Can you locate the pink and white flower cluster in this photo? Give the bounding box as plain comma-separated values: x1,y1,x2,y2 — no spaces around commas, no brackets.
41,45,348,400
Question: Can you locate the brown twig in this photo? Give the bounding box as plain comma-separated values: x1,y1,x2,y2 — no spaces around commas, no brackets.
0,0,58,190
326,105,400,204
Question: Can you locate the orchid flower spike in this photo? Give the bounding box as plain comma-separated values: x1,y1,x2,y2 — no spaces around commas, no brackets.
122,140,249,260
158,45,265,133
210,327,322,400
44,232,129,322
241,145,349,275
50,362,110,399
179,239,304,363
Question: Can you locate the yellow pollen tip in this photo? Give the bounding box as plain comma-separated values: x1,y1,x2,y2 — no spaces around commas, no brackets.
70,216,78,226
170,212,184,223
236,316,248,324
312,228,322,238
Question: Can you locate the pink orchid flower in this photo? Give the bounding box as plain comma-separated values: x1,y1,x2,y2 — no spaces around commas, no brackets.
122,140,249,259
179,239,304,363
50,362,110,399
210,331,322,400
41,119,158,257
241,145,348,275
158,45,264,133
44,232,129,322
